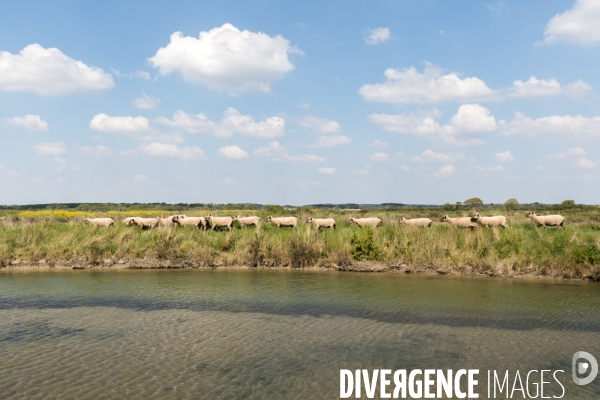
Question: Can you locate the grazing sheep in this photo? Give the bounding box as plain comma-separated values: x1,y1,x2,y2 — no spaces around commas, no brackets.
398,217,432,227
349,217,382,227
85,217,114,227
173,215,207,230
306,217,337,230
205,213,233,231
233,215,260,228
525,211,565,229
440,215,478,229
157,215,177,227
471,213,507,228
124,217,159,229
265,216,298,229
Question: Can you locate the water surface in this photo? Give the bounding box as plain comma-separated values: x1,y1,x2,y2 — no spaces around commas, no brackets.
0,269,599,398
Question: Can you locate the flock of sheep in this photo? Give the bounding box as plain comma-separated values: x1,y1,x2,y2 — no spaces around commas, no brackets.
83,211,566,230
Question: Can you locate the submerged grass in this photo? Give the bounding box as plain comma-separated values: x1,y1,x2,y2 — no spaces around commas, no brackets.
1,208,600,279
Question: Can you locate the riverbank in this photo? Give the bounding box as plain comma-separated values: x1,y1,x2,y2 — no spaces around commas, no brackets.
2,210,600,281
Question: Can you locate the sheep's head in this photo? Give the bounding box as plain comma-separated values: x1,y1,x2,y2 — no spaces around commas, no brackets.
440,215,449,223
349,218,355,224
266,216,272,222
398,217,407,223
306,217,313,223
471,212,480,219
525,211,537,218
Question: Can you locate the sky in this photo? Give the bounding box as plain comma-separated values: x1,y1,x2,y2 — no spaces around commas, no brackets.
1,0,600,206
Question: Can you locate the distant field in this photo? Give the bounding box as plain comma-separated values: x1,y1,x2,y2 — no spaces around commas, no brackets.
1,206,600,280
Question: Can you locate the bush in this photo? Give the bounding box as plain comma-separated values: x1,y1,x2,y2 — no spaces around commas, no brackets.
350,229,382,261
288,235,320,268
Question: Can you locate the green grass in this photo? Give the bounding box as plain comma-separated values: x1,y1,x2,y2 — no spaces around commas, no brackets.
1,208,600,280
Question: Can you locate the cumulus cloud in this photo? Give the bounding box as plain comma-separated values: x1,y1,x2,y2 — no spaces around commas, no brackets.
78,145,113,158
90,113,180,142
307,135,352,148
218,145,249,160
0,44,114,96
155,108,284,139
111,69,151,80
367,139,389,148
507,76,593,99
364,27,391,45
134,174,147,183
253,141,325,163
148,23,301,94
432,164,455,179
500,112,600,141
132,92,160,109
494,151,514,162
126,142,206,160
359,63,499,104
577,157,596,168
545,148,595,168
369,104,496,146
4,114,48,131
411,150,463,163
567,147,586,156
471,164,503,173
32,142,67,155
543,0,600,45
298,115,341,133
317,167,336,175
365,152,391,162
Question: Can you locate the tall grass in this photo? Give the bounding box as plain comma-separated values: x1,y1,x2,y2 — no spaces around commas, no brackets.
1,208,600,279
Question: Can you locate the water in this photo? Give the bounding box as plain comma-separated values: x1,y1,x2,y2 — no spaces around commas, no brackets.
0,269,599,399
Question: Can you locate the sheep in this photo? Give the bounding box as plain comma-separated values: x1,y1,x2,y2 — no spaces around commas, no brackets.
172,215,207,230
398,217,432,227
471,213,507,228
84,217,114,227
124,217,159,229
205,213,233,231
265,216,298,229
440,215,478,229
349,217,382,227
306,217,337,230
525,211,565,229
157,215,177,227
233,215,260,228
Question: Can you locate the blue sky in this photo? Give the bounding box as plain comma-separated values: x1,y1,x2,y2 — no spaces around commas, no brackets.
1,0,600,205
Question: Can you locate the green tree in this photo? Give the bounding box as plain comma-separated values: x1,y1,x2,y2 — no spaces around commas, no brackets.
504,198,519,211
463,198,483,208
561,200,575,209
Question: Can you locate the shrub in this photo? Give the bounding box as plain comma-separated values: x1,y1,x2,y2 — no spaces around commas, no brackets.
350,229,382,261
288,235,320,268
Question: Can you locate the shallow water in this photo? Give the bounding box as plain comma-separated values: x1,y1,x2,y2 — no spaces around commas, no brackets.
0,269,599,399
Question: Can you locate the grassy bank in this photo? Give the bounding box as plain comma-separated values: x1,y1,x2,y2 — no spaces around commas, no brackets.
1,207,600,280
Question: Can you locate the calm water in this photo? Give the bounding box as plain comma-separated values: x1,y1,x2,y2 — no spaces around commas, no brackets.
0,269,599,399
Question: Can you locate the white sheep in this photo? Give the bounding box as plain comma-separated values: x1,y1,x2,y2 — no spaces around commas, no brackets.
525,211,565,229
306,217,337,230
84,217,114,227
440,215,478,229
173,215,207,230
233,215,260,228
205,213,233,231
471,213,507,228
157,215,177,227
124,217,159,229
265,216,298,229
398,217,432,227
349,217,382,227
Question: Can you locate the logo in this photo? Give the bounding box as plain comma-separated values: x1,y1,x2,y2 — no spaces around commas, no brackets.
572,351,598,386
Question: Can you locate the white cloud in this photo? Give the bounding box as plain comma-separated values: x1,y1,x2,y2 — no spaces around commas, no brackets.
534,165,545,171
364,27,391,45
351,169,370,176
132,92,160,109
367,139,389,148
134,174,147,183
359,63,499,104
298,102,310,109
155,108,284,139
433,164,455,179
32,142,66,155
90,113,180,142
365,152,391,162
78,145,113,158
253,141,325,163
545,152,567,161
577,157,596,168
298,115,341,133
127,142,207,160
307,135,352,148
317,167,336,175
507,76,593,99
111,69,151,80
494,151,514,162
369,104,496,146
567,147,586,156
543,0,600,45
218,145,248,160
411,150,462,163
500,112,600,141
471,164,503,173
4,115,48,131
148,23,301,94
0,44,114,96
